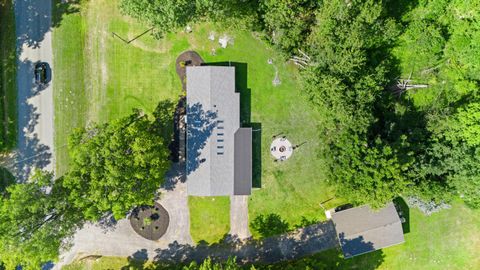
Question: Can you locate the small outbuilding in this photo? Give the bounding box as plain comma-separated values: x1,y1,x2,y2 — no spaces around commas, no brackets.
331,202,405,258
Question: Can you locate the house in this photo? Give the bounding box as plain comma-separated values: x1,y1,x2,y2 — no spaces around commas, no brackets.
186,66,252,196
331,202,405,258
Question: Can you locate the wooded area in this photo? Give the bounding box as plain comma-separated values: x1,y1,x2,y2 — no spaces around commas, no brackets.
0,104,173,268
1,0,479,268
120,0,480,209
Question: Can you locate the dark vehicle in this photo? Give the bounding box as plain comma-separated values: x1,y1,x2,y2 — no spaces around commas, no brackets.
334,203,354,212
34,62,48,84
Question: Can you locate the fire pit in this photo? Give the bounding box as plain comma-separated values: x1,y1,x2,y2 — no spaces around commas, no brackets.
270,137,293,161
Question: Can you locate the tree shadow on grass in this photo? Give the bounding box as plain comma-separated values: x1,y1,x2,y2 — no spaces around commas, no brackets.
250,213,289,238
121,249,149,270
150,221,338,266
52,0,81,28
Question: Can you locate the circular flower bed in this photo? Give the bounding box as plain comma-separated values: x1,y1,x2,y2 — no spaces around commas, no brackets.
129,203,169,240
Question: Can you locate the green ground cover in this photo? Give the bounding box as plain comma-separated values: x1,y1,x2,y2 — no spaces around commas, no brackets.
0,0,17,151
53,0,183,174
188,196,230,244
311,202,480,270
54,1,480,269
52,0,87,175
65,202,480,269
53,0,339,240
63,256,155,270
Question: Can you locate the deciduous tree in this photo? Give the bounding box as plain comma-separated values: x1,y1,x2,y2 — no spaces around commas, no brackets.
0,171,82,270
64,108,172,220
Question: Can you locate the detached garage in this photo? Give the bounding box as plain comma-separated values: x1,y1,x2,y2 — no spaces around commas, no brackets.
331,202,405,258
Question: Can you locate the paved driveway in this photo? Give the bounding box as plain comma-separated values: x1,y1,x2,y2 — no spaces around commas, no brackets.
56,163,193,268
153,220,339,264
230,195,251,239
14,0,55,180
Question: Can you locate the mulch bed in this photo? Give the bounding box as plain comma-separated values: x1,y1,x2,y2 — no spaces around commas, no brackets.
176,51,204,91
129,202,170,241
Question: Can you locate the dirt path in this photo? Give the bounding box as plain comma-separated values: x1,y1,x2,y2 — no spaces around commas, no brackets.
14,0,55,180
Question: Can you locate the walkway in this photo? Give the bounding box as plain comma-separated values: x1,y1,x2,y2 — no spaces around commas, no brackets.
14,0,55,180
59,220,338,267
230,195,251,239
56,163,193,268
154,221,338,264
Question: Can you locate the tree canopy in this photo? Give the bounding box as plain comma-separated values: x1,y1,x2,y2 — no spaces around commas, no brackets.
0,171,82,269
64,108,172,220
119,0,258,37
0,102,174,268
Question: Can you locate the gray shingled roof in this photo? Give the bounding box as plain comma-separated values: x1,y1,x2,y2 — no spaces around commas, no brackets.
331,202,404,258
186,66,252,196
234,128,252,195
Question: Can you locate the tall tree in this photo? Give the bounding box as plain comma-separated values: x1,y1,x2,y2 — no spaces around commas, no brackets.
0,171,82,270
304,0,399,132
119,0,195,36
330,134,411,208
64,108,172,220
259,0,318,54
119,0,258,37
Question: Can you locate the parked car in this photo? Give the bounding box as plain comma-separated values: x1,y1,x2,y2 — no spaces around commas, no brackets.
34,62,48,84
334,203,353,212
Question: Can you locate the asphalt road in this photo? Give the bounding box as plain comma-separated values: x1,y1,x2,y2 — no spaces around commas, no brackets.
14,0,55,180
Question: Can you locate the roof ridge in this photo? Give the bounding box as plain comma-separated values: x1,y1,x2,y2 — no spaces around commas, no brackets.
342,219,402,240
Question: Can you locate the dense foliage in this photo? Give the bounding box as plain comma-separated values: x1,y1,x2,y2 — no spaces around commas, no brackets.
0,104,173,268
119,0,479,208
2,0,480,266
119,0,258,37
258,0,318,54
65,108,171,220
0,171,83,269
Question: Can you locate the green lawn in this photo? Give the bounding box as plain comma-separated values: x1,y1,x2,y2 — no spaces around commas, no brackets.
63,256,155,270
65,202,480,269
186,26,342,235
0,0,17,151
188,196,230,244
52,3,480,270
52,0,338,240
52,0,87,175
52,0,182,174
299,202,480,270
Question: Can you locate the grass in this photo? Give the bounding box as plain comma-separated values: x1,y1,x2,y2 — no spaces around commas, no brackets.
65,202,480,269
183,26,342,235
52,0,88,175
52,0,182,174
309,201,480,270
53,0,339,241
188,196,230,244
53,2,480,267
378,201,480,269
63,256,155,270
0,0,17,151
